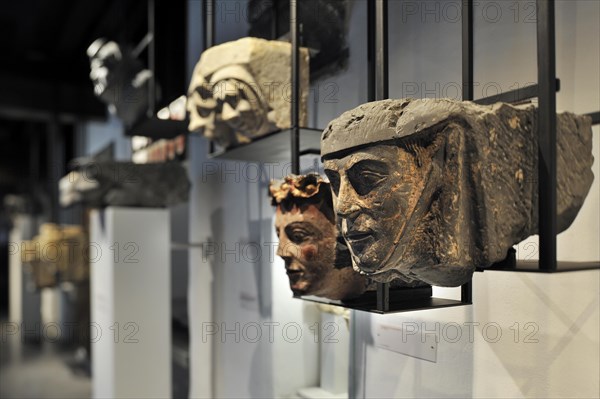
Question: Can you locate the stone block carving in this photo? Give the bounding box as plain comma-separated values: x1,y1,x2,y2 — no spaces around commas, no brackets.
60,161,190,208
188,37,309,148
322,99,594,286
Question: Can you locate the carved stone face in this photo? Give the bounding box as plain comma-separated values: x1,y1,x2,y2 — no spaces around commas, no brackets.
187,37,309,148
324,144,431,280
188,66,272,148
275,204,369,300
321,98,595,287
271,175,368,300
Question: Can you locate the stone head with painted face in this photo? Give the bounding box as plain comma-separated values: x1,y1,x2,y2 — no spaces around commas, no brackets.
270,174,369,300
321,98,594,286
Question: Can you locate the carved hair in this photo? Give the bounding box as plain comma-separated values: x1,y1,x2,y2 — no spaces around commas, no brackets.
269,174,334,223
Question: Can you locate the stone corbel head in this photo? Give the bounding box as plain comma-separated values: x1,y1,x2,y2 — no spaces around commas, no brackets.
321,99,594,286
188,37,309,148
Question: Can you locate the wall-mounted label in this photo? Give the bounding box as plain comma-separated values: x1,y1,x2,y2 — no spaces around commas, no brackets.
374,323,438,363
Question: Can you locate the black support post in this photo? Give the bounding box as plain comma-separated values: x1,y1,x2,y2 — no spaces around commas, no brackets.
374,0,389,312
536,0,557,271
147,0,155,118
367,0,376,102
461,0,474,304
462,0,473,102
271,0,279,39
203,0,215,154
47,118,64,223
290,0,300,174
203,0,215,49
375,0,388,101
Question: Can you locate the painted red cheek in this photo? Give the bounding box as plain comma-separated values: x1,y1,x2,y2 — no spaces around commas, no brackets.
302,245,318,261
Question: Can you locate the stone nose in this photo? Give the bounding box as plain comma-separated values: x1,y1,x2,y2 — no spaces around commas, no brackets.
335,177,361,218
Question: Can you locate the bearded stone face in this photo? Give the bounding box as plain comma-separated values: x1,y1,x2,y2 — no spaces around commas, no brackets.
187,37,309,149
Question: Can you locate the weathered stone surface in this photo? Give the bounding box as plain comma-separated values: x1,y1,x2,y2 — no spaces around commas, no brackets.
187,37,309,148
322,98,594,286
60,161,190,208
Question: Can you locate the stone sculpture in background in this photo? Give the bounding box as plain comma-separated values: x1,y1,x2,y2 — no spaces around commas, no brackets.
22,224,89,289
59,161,190,208
87,38,152,127
187,37,309,148
270,174,369,301
321,98,594,287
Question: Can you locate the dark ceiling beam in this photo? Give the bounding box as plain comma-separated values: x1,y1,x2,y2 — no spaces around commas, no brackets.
89,0,129,43
0,73,106,122
123,0,149,45
34,0,73,58
56,0,110,57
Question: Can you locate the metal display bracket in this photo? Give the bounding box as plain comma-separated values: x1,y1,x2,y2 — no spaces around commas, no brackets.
200,0,599,313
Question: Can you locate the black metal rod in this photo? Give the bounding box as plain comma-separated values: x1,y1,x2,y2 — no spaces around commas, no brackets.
203,0,215,48
290,0,300,174
462,0,473,101
537,0,557,271
377,282,389,312
48,118,63,223
461,0,474,304
147,0,155,118
367,0,376,102
204,0,215,155
271,0,279,39
474,80,559,105
586,111,600,125
374,0,389,311
375,0,388,100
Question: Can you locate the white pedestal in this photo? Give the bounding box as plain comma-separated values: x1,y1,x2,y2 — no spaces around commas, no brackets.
9,215,41,338
296,312,349,399
90,207,171,399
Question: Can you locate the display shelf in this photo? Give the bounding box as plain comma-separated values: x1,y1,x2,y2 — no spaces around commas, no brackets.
476,248,600,273
488,261,600,273
126,117,188,139
208,127,322,163
299,286,469,314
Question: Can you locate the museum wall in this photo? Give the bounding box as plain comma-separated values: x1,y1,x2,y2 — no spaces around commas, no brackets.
349,1,600,398
187,0,598,398
83,115,131,161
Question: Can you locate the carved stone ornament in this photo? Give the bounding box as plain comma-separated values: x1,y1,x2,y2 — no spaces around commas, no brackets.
322,98,594,287
187,37,309,148
269,174,371,300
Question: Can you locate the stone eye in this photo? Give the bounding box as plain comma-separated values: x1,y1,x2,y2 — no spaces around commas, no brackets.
325,170,341,196
348,161,388,196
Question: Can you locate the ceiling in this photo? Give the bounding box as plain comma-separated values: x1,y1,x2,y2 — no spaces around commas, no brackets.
0,0,149,121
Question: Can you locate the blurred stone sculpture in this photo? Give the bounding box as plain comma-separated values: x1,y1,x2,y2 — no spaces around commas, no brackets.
322,98,594,287
22,224,89,288
188,37,309,148
87,39,152,127
270,174,369,300
60,161,190,208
